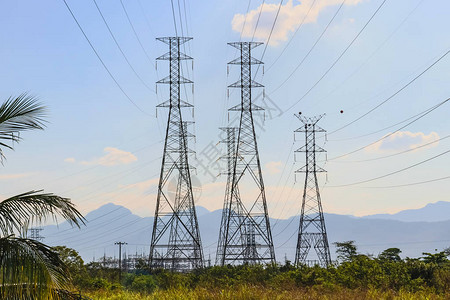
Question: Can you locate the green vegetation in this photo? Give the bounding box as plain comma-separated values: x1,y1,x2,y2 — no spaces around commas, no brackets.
56,243,449,299
0,94,85,299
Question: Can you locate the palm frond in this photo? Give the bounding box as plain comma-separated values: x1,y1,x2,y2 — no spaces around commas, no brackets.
0,93,47,162
0,191,86,237
0,236,71,300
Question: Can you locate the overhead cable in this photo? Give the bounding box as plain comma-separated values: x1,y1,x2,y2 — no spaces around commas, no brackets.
61,0,150,116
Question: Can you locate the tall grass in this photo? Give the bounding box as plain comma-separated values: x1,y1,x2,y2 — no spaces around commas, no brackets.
87,285,448,300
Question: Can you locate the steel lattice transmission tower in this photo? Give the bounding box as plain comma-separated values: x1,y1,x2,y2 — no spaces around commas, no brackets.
294,113,331,267
29,227,44,242
216,127,243,265
216,42,275,266
149,37,203,272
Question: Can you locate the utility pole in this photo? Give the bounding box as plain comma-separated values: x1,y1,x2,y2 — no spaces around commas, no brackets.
216,42,275,266
115,241,127,281
149,37,203,272
294,113,331,267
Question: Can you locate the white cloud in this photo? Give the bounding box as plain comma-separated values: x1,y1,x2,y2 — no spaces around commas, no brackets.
0,173,33,180
81,147,137,166
265,161,283,174
366,131,440,153
232,0,363,46
64,157,76,163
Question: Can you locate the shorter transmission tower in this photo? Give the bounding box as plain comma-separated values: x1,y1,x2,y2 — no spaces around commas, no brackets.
294,113,331,267
29,227,44,242
216,127,243,265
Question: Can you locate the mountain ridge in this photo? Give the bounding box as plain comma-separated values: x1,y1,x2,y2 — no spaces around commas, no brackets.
41,201,450,262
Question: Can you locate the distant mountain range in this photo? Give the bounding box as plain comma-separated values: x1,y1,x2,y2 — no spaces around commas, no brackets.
41,201,450,263
361,201,450,222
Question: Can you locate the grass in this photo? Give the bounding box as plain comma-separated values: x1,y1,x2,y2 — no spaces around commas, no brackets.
86,285,449,300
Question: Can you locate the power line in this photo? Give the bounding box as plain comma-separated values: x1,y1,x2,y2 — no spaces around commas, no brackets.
77,223,150,252
327,96,446,142
269,0,346,92
61,0,150,116
49,211,132,240
136,0,156,37
307,0,425,112
328,48,450,136
251,0,265,42
328,97,450,161
48,182,158,241
254,0,284,78
266,0,317,71
177,0,186,37
182,0,190,37
119,0,155,67
15,139,163,198
278,239,450,249
239,0,253,41
67,217,147,248
329,148,450,187
281,0,389,113
273,127,328,228
225,0,254,103
170,0,179,36
48,207,128,237
71,169,159,207
276,229,298,248
365,175,450,189
330,134,450,164
266,118,297,219
92,0,155,93
273,169,329,232
270,164,296,226
357,239,450,247
175,0,193,108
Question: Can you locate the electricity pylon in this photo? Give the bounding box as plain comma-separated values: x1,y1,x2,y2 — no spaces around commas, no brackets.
216,42,275,266
294,113,331,267
29,227,44,242
216,127,245,265
149,37,203,272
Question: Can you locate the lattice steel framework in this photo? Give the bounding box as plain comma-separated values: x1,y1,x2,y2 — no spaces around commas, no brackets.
216,42,275,266
149,37,203,272
294,113,331,267
216,127,245,265
29,227,44,242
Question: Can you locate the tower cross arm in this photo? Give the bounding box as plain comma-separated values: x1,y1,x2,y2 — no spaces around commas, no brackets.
227,41,263,49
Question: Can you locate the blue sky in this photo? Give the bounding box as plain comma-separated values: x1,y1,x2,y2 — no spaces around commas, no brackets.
1,0,450,220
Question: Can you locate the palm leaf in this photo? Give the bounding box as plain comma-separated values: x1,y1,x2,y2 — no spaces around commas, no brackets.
0,191,85,237
0,93,47,162
0,236,71,300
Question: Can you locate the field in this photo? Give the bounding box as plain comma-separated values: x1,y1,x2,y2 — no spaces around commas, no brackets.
87,286,448,300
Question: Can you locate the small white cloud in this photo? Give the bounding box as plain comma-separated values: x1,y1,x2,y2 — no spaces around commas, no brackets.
366,131,440,153
0,173,33,180
265,161,283,174
232,0,364,46
64,157,76,163
81,147,137,166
